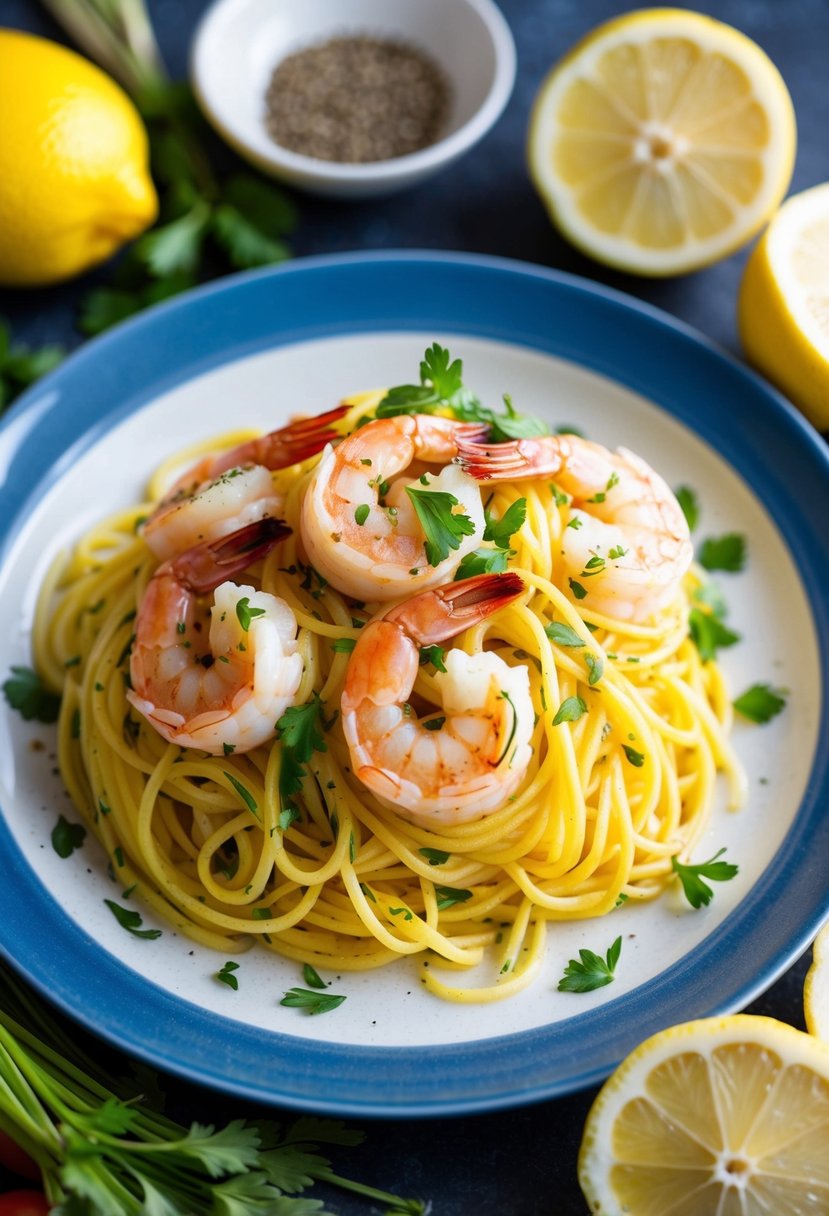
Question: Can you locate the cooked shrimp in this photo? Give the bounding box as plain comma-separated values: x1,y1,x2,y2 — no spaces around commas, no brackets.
143,405,348,561
457,434,692,623
341,572,533,826
301,415,488,601
127,518,302,755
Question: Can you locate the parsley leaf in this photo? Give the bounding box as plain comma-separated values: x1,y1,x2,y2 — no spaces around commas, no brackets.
104,899,162,940
454,547,510,580
376,343,548,441
276,694,328,822
302,964,327,990
483,498,527,549
689,606,741,663
733,683,787,724
699,533,747,572
558,936,621,993
544,621,585,648
223,771,259,819
435,885,473,910
419,645,447,672
215,961,240,990
671,848,739,908
552,696,587,725
3,665,61,723
280,987,346,1015
405,486,476,566
235,597,267,632
51,815,86,859
419,847,450,866
622,744,645,767
675,485,699,531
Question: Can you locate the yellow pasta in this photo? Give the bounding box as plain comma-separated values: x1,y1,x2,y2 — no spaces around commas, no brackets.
34,400,745,1003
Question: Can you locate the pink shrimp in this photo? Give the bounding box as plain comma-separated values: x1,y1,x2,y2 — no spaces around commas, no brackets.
341,572,533,826
457,433,693,622
127,518,302,755
300,414,489,602
142,404,349,561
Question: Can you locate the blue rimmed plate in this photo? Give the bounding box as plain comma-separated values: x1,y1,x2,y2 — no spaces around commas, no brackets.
0,252,827,1117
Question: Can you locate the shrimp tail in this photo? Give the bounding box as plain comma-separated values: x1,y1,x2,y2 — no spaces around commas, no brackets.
171,517,291,594
263,403,351,466
386,572,525,646
455,436,561,481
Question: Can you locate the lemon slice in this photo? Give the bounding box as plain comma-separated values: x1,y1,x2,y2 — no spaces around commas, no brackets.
738,183,829,432
528,8,796,276
805,921,829,1041
578,1014,829,1214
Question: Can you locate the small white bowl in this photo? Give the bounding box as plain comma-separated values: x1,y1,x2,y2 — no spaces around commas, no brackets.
190,0,516,199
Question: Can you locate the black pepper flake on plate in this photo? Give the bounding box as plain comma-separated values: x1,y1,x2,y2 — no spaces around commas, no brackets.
264,35,451,163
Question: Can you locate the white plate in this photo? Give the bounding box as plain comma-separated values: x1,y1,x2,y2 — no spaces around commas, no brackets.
0,253,826,1115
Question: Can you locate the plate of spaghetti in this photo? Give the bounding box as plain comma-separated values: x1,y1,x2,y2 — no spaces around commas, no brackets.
0,252,827,1116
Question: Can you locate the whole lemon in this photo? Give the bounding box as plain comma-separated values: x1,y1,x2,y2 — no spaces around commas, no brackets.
0,29,158,287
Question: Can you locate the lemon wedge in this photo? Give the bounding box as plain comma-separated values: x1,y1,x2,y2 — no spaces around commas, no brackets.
578,1014,829,1214
738,183,829,432
527,8,796,276
805,921,829,1041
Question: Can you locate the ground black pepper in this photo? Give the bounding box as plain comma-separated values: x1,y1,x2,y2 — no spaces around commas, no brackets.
264,35,451,164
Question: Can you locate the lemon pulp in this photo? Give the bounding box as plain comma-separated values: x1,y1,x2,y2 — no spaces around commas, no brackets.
528,8,796,275
579,1015,829,1214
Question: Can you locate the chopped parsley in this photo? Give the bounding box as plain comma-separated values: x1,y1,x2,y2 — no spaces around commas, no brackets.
733,683,787,724
675,485,700,531
215,961,240,990
223,771,259,819
3,665,61,723
699,533,746,573
419,847,450,866
558,936,621,993
280,987,346,1015
671,848,739,908
235,597,266,632
483,498,527,549
276,694,328,825
405,485,476,567
552,696,587,726
419,645,447,672
454,547,510,580
622,744,645,768
51,815,86,859
544,621,585,648
104,899,162,940
435,885,473,910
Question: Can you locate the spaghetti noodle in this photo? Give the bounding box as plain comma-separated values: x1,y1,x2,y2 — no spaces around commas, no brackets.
33,381,746,1003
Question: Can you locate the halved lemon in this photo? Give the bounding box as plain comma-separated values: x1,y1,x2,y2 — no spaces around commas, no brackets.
805,921,829,1041
578,1014,829,1214
528,8,796,276
738,183,829,432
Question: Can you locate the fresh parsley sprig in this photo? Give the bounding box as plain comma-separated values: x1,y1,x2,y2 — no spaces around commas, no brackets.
558,936,622,993
376,343,549,441
671,848,739,908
